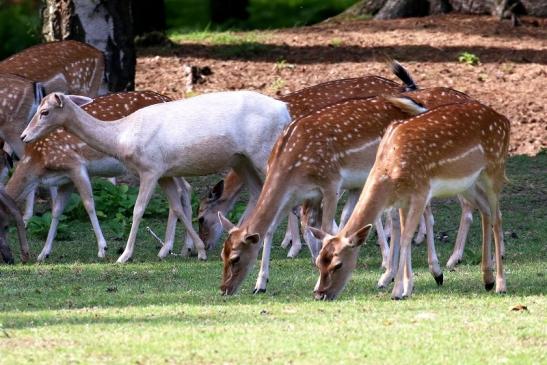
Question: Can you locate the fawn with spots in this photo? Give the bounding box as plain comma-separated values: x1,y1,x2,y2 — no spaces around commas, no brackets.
313,100,510,300
218,86,474,296
7,91,195,261
198,65,415,255
21,91,291,263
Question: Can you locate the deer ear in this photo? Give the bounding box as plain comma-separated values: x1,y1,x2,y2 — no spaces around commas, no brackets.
209,180,224,201
244,233,260,245
67,95,93,107
218,212,234,232
307,226,327,241
346,224,372,248
54,93,64,108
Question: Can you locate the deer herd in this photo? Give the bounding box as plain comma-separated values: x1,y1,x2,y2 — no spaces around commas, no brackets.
0,40,510,300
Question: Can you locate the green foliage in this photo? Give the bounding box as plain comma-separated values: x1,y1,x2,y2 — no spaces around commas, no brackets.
165,0,358,33
28,179,170,240
0,1,41,59
458,51,481,66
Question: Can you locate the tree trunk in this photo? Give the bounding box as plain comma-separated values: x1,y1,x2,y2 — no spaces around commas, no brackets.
375,0,430,19
210,0,249,24
41,0,136,92
131,0,166,36
337,0,545,19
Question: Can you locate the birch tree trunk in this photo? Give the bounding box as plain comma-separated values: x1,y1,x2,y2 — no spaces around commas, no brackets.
41,0,135,92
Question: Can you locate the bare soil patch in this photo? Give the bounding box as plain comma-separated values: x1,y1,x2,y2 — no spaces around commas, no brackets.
136,14,546,155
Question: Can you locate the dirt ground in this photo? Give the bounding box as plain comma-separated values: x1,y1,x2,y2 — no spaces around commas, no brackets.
136,14,546,156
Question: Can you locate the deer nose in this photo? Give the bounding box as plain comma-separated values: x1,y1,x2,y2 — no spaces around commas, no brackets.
20,134,26,142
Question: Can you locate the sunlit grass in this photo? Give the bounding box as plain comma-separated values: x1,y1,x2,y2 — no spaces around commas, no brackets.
0,153,545,364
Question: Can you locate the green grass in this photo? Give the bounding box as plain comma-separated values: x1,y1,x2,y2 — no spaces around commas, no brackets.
0,153,546,364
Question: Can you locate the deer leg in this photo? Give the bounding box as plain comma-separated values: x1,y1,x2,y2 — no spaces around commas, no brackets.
374,217,389,270
70,167,107,258
159,209,177,259
447,196,474,269
117,173,158,263
254,212,283,293
414,214,427,245
286,212,303,258
392,197,427,300
424,204,443,285
158,177,206,260
37,184,73,262
176,178,195,253
384,209,393,240
22,187,36,225
0,190,30,263
378,210,400,289
280,215,292,249
0,226,13,264
483,187,506,294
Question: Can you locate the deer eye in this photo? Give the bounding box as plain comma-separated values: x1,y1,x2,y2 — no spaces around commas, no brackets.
40,110,49,117
229,255,240,265
331,262,343,272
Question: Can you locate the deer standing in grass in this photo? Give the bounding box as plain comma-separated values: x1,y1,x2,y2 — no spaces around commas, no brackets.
218,87,473,295
313,101,510,300
7,91,194,261
0,187,29,264
21,91,291,263
0,40,105,222
198,73,414,254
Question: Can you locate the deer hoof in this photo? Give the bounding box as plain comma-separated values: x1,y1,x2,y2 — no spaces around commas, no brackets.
434,273,444,286
253,288,266,294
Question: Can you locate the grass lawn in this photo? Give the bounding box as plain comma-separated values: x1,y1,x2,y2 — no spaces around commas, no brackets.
0,152,545,364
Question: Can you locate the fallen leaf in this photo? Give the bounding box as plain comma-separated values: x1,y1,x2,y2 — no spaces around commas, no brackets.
511,304,528,312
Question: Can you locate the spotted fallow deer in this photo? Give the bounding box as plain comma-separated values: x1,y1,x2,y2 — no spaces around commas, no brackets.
0,40,105,157
0,187,30,264
0,40,105,222
313,101,510,300
21,91,291,263
217,87,474,295
6,91,194,261
198,70,415,254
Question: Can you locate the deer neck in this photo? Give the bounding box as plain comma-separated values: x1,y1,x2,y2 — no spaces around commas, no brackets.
243,174,293,237
66,104,125,158
340,175,394,238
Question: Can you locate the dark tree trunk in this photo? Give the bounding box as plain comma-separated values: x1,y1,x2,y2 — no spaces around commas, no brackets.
336,0,545,19
41,0,136,92
210,0,249,24
131,0,166,36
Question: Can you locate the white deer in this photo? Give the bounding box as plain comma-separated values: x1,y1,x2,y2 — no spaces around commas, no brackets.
21,91,291,263
7,91,195,261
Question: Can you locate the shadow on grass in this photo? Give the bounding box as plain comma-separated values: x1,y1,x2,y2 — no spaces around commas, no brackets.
0,154,545,322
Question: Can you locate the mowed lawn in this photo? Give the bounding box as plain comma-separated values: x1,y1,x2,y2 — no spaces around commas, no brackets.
0,152,545,364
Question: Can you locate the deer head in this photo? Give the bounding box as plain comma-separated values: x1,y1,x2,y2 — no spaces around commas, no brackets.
218,212,261,295
197,180,226,250
21,93,92,143
311,225,372,300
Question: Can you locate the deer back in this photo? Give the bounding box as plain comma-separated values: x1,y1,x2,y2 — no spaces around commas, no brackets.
278,76,402,120
25,91,172,170
0,40,104,96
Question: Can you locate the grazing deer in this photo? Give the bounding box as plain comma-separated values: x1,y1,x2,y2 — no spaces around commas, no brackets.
0,40,105,222
6,91,194,261
217,87,474,295
199,69,415,253
21,91,291,263
0,187,29,264
313,101,510,300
